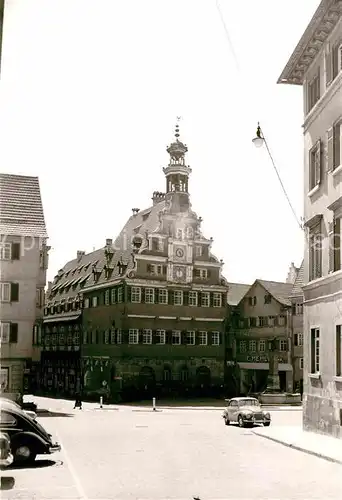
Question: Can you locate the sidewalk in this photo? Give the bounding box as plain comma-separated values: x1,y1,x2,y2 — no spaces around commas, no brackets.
28,395,302,413
252,425,342,465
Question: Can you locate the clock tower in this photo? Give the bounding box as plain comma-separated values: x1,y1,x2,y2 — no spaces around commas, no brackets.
163,120,192,214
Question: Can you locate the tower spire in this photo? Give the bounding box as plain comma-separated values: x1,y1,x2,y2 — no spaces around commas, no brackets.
162,118,192,213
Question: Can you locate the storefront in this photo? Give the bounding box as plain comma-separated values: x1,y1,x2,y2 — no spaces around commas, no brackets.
237,354,293,394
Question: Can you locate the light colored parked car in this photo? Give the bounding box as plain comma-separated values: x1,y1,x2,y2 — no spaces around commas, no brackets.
222,397,271,428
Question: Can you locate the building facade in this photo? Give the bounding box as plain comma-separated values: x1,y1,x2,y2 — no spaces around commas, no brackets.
0,174,48,396
41,124,229,401
231,279,298,395
290,261,304,394
278,0,342,437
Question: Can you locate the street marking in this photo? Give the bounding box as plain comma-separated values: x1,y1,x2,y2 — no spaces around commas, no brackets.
55,430,88,500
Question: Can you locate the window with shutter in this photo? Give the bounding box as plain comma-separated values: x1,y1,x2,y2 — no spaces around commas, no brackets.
309,140,321,190
11,243,20,260
10,283,19,302
307,69,320,113
309,222,322,281
0,322,10,343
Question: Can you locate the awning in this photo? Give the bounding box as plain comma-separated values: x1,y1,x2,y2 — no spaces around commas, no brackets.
43,313,81,324
238,362,292,372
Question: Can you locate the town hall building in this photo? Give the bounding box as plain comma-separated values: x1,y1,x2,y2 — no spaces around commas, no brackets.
40,124,229,401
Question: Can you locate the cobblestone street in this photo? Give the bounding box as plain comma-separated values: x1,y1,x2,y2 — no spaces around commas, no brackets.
1,398,341,499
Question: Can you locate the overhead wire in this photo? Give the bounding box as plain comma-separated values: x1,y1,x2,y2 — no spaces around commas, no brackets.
214,0,303,233
214,0,342,317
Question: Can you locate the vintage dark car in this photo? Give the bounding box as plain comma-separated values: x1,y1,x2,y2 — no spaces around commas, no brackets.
0,405,61,464
1,398,37,420
0,432,13,468
222,397,271,427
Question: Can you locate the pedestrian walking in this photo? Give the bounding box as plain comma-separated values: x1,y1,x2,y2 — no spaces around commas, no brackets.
73,393,82,409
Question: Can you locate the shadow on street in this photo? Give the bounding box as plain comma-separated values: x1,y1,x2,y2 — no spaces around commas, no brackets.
7,459,62,470
37,410,74,418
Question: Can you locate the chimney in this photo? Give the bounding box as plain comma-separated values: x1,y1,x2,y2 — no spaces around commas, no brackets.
77,250,85,261
106,238,112,246
132,208,140,216
152,191,166,206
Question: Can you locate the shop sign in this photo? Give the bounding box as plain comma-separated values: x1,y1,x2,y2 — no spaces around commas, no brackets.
246,355,285,363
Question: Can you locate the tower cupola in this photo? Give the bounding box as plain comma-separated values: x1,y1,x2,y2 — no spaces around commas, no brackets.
163,119,192,197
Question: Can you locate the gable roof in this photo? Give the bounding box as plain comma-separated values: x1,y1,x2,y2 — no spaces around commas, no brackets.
257,280,294,306
0,173,47,238
114,202,165,252
227,282,251,306
291,260,304,297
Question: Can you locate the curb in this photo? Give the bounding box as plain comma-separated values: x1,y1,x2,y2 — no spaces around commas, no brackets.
252,430,342,465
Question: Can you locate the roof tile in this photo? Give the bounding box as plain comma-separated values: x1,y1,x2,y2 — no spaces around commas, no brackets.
0,173,47,237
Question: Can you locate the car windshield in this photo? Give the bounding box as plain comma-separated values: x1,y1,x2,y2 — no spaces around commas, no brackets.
239,399,259,406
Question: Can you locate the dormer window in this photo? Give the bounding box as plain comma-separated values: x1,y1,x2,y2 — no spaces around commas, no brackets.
264,294,271,304
248,296,257,306
195,246,202,257
194,268,208,279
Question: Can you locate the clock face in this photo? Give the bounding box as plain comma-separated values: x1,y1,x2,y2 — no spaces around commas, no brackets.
175,247,184,258
173,266,186,281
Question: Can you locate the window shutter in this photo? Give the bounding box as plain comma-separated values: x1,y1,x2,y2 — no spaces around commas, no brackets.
315,139,321,184
141,288,145,303
11,243,20,260
181,330,186,345
209,293,214,307
151,330,157,345
332,42,339,79
163,265,167,275
147,264,152,273
327,127,334,172
195,330,200,345
328,221,335,273
166,330,172,344
10,283,19,302
294,333,298,347
168,290,174,305
138,329,143,343
183,291,188,306
10,323,18,343
334,217,341,271
127,286,131,302
198,292,202,306
208,331,213,345
325,48,333,86
207,270,211,278
154,290,159,304
334,124,340,170
122,329,129,344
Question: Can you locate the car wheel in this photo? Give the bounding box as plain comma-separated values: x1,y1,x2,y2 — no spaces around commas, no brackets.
12,443,37,464
263,422,271,427
238,415,245,428
224,416,230,425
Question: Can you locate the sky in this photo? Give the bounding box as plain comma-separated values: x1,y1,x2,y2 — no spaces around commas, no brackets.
0,0,320,285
